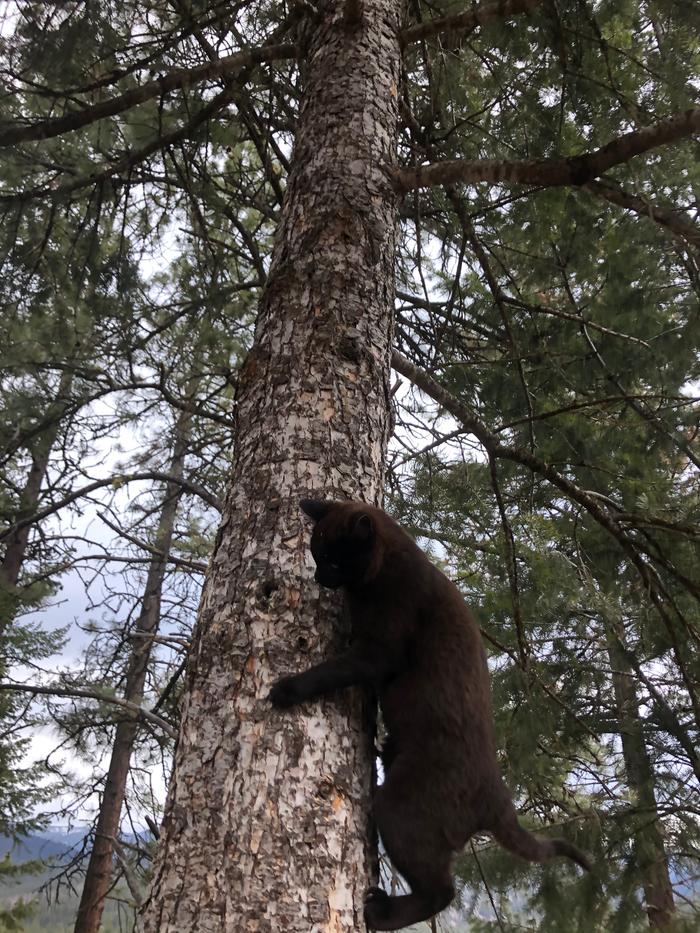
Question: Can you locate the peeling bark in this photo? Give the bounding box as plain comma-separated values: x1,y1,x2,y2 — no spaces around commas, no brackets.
141,2,401,931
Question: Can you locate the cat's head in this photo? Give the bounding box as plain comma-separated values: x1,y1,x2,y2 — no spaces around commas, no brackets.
299,499,378,589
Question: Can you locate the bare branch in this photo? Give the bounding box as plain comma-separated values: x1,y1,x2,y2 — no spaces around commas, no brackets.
0,471,222,543
0,683,177,739
54,552,208,574
112,838,144,909
96,512,209,574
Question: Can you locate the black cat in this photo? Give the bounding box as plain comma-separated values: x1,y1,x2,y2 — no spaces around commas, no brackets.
270,499,590,931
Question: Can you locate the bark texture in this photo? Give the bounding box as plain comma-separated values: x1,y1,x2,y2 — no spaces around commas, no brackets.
141,2,401,930
74,411,191,933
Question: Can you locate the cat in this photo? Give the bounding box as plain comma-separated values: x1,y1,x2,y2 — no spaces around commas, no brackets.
270,499,591,931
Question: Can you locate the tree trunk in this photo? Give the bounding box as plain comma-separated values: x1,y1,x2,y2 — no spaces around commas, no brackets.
74,408,192,933
141,2,401,930
0,370,73,630
606,624,676,930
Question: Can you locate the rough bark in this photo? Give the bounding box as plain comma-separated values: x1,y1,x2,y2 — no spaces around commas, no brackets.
141,2,401,930
606,625,676,930
74,409,191,933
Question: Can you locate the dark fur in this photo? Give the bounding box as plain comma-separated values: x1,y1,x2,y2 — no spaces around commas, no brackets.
270,500,591,931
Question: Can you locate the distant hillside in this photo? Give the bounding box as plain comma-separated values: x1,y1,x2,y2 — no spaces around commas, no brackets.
0,831,83,864
0,830,135,933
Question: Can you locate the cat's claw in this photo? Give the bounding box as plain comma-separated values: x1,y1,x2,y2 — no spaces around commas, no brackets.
269,676,302,708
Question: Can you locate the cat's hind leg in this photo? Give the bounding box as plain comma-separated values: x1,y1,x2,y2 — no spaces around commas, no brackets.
364,783,455,931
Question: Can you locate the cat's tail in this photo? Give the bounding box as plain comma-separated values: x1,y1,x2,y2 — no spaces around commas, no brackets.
491,808,591,872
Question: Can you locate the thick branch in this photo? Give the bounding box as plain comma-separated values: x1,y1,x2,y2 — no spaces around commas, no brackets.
0,43,295,148
343,0,364,28
0,683,177,739
400,0,543,47
395,108,700,192
585,180,700,254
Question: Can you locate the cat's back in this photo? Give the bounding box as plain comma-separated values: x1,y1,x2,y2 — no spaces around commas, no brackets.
378,558,493,742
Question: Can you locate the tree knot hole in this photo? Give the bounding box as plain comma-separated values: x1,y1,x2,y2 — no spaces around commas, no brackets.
316,774,335,799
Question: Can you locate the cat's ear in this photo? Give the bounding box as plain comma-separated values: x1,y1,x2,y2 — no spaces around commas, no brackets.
351,512,374,543
299,499,333,523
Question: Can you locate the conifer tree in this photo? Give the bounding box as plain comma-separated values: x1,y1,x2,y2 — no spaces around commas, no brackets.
1,1,698,930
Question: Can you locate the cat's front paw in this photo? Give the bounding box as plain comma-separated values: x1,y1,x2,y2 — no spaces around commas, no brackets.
269,675,303,708
364,886,391,928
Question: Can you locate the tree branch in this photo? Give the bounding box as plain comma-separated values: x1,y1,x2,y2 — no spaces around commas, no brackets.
0,683,177,739
0,85,236,204
395,108,700,192
0,43,295,148
488,456,529,669
96,511,209,574
500,294,650,346
54,551,208,574
400,0,543,47
584,180,700,255
390,349,700,634
112,838,145,909
611,634,700,787
0,470,222,543
343,0,364,28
